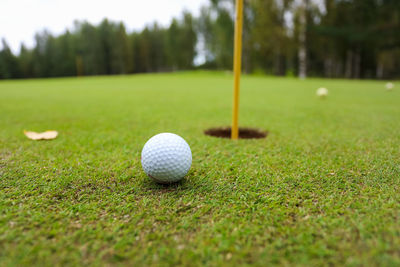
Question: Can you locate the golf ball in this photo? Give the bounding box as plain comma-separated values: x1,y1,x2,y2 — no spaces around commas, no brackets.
386,82,394,91
316,87,328,98
141,133,192,184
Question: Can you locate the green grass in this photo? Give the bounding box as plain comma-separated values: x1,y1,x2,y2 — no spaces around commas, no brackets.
0,72,399,266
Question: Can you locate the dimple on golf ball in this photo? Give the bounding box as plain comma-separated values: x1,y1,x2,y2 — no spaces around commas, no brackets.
141,133,192,184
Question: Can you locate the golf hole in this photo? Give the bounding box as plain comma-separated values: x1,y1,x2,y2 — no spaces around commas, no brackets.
204,127,268,139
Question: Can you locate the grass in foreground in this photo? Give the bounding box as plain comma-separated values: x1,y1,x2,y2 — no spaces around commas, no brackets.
0,72,399,266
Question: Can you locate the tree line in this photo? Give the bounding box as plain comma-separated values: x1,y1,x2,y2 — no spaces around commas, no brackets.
1,0,399,80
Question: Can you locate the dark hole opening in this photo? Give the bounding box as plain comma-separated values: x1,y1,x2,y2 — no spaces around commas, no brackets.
204,127,268,139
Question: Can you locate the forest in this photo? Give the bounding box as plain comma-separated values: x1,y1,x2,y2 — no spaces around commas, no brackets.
0,0,399,80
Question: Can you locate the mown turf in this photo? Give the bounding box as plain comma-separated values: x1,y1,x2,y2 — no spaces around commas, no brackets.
0,72,399,266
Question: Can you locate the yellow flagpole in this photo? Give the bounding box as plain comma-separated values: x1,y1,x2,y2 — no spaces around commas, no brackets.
231,0,244,140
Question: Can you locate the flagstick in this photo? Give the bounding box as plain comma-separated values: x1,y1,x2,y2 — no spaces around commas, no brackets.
231,0,244,140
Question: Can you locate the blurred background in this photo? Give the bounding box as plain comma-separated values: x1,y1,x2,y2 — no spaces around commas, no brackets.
0,0,399,80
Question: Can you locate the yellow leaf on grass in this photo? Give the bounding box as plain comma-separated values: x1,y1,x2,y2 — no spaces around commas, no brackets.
24,130,58,140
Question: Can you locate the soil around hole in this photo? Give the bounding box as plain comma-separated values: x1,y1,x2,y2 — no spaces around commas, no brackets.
204,127,268,139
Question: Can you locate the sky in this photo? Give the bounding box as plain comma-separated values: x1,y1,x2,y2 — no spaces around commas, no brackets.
0,0,209,53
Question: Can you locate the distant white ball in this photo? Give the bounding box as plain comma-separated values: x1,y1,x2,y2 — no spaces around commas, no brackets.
141,133,192,184
386,82,394,91
316,87,328,98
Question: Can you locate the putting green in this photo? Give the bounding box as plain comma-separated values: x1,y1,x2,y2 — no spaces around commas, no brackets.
0,72,399,266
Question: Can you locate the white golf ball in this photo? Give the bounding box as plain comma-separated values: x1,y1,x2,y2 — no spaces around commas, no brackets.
141,133,192,184
316,87,328,98
386,82,394,91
